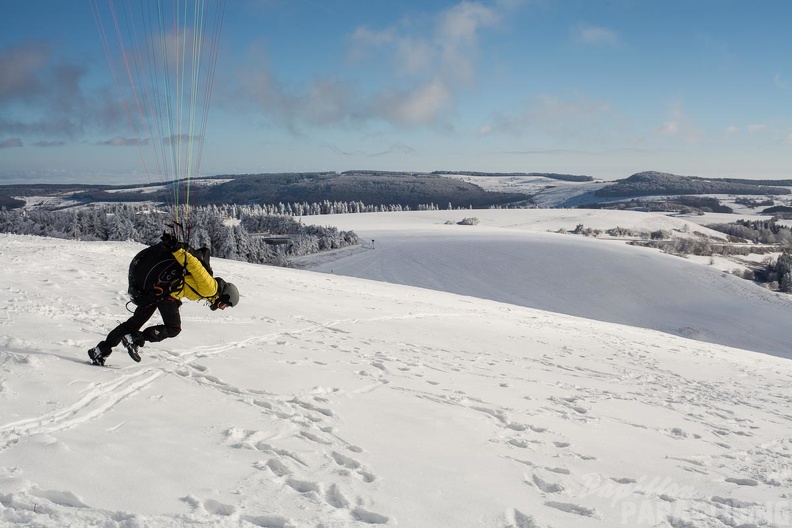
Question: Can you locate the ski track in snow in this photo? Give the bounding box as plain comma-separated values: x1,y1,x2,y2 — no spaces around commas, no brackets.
1,233,792,527
0,366,163,451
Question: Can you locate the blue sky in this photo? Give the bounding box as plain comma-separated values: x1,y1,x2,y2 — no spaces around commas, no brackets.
1,0,790,184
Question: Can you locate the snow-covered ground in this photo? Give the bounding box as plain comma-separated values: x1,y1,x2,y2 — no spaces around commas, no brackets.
303,209,792,358
1,208,792,528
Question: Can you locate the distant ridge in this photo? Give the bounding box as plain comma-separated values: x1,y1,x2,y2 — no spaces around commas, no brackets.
433,171,594,182
3,170,792,212
0,172,529,211
595,171,792,197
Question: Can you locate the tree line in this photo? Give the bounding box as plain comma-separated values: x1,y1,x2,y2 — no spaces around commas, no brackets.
0,204,360,267
596,171,791,198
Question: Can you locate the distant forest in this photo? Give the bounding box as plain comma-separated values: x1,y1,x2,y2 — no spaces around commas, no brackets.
583,196,737,214
3,170,790,214
59,172,530,210
432,171,594,182
0,204,359,267
596,171,792,198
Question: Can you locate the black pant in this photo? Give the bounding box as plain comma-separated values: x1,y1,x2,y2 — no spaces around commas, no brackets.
100,298,182,354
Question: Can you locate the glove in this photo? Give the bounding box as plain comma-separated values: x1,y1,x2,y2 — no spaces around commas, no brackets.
161,232,181,252
209,277,226,311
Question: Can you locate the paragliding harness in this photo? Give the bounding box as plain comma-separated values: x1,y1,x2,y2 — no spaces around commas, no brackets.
126,224,214,311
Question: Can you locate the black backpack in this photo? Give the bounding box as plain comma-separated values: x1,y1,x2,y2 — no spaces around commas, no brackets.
127,243,214,306
128,243,183,306
189,246,213,276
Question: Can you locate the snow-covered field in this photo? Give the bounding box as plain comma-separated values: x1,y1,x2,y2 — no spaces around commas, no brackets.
304,209,792,358
1,208,792,528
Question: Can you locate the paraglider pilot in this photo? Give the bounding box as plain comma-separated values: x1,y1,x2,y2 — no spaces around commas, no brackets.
88,232,239,365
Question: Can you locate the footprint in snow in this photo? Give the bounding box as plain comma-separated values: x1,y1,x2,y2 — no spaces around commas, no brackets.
725,477,759,486
285,478,321,495
299,429,332,445
331,451,376,483
181,495,235,516
29,487,89,508
255,458,291,477
530,473,565,494
241,514,292,527
285,476,387,524
504,508,540,527
289,397,334,417
351,507,389,524
324,483,350,509
544,501,599,518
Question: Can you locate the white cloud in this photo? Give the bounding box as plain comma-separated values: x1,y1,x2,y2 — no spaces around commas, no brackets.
349,1,500,85
0,43,48,102
655,121,679,136
437,2,500,83
482,93,618,140
438,2,500,45
574,24,620,47
240,2,519,131
724,123,767,137
652,101,701,144
97,136,147,146
495,0,529,8
746,123,767,134
324,142,417,158
0,138,23,148
394,36,436,76
371,78,453,126
347,27,397,62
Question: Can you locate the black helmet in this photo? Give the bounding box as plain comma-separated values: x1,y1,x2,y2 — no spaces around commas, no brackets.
221,282,239,307
215,277,239,307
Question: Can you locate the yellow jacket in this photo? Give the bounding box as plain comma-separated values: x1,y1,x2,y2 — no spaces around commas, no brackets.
169,248,219,302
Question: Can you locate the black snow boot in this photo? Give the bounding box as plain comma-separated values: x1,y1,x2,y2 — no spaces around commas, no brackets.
88,344,111,366
121,333,144,363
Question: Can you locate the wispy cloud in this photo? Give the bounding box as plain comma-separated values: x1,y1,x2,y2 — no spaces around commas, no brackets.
236,51,356,132
723,122,792,149
0,138,23,149
367,78,453,127
163,134,203,146
238,1,518,131
652,100,701,144
325,142,417,158
93,134,200,147
573,24,620,47
480,93,619,141
349,1,500,84
0,41,122,140
724,123,769,137
96,137,148,147
746,123,767,134
0,42,49,103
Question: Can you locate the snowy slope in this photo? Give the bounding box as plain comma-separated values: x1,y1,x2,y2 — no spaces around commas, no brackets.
1,232,791,528
304,209,792,358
